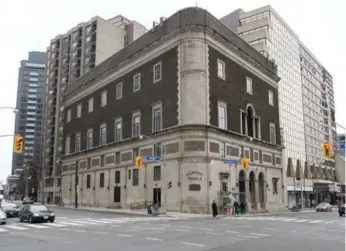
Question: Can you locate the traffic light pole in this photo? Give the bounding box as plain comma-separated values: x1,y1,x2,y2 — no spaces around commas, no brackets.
75,160,79,208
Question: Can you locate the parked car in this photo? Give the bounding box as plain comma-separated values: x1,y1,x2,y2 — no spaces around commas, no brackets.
0,202,19,217
0,209,6,224
316,202,332,212
338,204,345,216
19,204,55,223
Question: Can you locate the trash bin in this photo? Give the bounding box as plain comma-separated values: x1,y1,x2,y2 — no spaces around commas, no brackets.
147,204,152,215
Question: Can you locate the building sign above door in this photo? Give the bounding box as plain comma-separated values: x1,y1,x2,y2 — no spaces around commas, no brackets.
186,171,203,181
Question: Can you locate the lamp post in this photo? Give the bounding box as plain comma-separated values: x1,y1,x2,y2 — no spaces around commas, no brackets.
139,134,167,215
24,164,36,198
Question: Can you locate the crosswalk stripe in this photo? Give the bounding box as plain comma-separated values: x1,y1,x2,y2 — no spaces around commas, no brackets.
47,223,68,227
0,228,8,232
324,221,335,224
86,219,113,224
73,220,98,225
23,224,49,229
5,225,28,230
310,220,323,223
102,218,126,223
59,221,83,226
295,219,308,222
282,218,297,222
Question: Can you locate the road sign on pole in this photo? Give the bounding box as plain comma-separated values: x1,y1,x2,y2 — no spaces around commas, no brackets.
224,159,237,165
145,156,161,161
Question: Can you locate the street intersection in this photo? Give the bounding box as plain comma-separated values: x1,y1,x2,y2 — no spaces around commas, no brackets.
1,208,345,251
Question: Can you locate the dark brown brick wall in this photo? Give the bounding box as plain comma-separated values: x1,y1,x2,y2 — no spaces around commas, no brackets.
64,47,179,153
208,46,281,145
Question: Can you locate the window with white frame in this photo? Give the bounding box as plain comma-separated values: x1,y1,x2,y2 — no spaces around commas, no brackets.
101,90,107,107
218,101,227,130
269,123,276,144
66,109,71,122
217,59,225,79
100,123,107,146
133,73,141,92
114,118,122,142
75,132,81,152
152,103,162,132
246,77,253,94
65,136,70,155
132,112,141,138
116,83,123,100
268,90,274,106
153,62,162,83
87,129,93,149
88,97,94,113
77,103,82,118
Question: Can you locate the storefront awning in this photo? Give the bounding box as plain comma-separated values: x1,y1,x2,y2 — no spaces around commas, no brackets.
287,185,313,192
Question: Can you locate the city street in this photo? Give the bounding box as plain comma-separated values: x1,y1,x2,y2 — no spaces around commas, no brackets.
1,208,345,251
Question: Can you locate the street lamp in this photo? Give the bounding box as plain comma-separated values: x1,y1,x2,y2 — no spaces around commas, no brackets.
139,134,167,215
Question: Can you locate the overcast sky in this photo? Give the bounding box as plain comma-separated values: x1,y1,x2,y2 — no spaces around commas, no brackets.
0,0,344,183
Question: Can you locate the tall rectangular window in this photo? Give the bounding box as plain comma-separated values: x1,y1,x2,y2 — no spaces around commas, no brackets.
101,90,107,107
269,123,276,144
246,77,253,94
65,136,70,155
100,123,107,146
66,109,71,122
268,90,274,106
217,59,225,79
115,171,120,183
75,132,81,152
152,104,162,132
86,175,91,188
88,97,94,113
153,62,162,83
132,169,139,186
116,82,123,100
99,173,104,188
132,112,141,138
218,101,227,130
153,166,161,181
133,73,141,92
77,103,82,118
87,129,93,149
114,118,122,142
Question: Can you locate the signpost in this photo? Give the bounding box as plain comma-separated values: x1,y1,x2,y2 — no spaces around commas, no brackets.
145,156,161,161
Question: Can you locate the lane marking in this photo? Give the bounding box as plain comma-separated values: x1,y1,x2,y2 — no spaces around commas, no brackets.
226,230,239,234
23,224,49,229
249,233,271,237
324,221,335,224
294,219,308,223
72,220,97,225
158,224,170,227
310,220,323,223
59,221,83,226
46,223,67,227
282,218,297,222
238,235,260,238
86,219,113,224
103,218,126,223
262,228,276,230
0,228,8,232
5,225,28,230
125,227,164,232
146,237,163,241
179,226,192,229
237,225,251,228
200,227,213,231
118,234,132,237
208,232,224,236
176,229,190,232
56,217,67,220
75,230,86,233
182,242,205,247
94,231,108,235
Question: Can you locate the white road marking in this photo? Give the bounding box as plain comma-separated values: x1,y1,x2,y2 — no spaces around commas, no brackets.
200,227,213,231
125,227,164,232
56,217,67,220
226,230,239,234
237,225,251,228
75,230,86,233
23,224,49,229
249,233,271,237
182,242,205,247
239,235,260,238
87,219,113,224
94,231,108,235
118,234,132,237
310,220,323,223
46,223,67,227
146,237,163,241
72,220,97,225
295,219,308,222
0,228,8,232
59,221,83,226
103,218,126,223
282,218,297,222
158,224,170,227
208,232,224,236
176,229,190,232
5,225,28,230
179,226,192,229
324,221,335,224
262,228,276,230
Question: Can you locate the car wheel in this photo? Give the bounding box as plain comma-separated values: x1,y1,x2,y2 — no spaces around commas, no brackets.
29,216,33,224
339,212,343,217
49,219,54,223
19,216,23,222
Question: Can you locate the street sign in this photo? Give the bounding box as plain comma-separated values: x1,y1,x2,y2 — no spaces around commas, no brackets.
145,156,161,161
340,144,345,150
224,159,237,165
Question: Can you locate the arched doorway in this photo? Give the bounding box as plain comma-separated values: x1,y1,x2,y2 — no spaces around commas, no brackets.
247,106,254,137
249,171,256,209
238,170,246,203
258,172,265,209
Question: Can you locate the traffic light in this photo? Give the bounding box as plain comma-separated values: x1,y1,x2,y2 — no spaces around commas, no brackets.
13,135,23,153
168,181,172,189
135,156,142,168
225,183,228,192
241,157,249,170
322,142,333,158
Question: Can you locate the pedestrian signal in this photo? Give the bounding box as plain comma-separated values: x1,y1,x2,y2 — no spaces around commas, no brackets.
13,135,23,153
135,156,142,168
322,142,333,158
241,157,249,170
168,181,172,189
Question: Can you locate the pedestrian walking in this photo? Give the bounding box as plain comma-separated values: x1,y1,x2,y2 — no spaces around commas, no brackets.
240,202,246,215
212,200,218,218
233,200,239,215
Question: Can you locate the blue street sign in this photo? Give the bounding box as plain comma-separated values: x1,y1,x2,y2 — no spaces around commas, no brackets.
340,144,345,150
224,159,237,164
145,156,161,161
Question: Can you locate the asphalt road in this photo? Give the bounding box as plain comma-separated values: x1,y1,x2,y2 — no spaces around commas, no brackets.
1,208,345,251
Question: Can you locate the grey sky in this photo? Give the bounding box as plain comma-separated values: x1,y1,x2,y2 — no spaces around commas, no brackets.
0,0,344,182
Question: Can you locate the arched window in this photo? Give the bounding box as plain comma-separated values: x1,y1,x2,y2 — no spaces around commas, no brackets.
240,105,261,139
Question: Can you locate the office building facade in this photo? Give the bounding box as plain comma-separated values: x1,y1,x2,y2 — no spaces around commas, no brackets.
220,5,338,208
41,15,146,202
11,51,46,197
60,8,285,213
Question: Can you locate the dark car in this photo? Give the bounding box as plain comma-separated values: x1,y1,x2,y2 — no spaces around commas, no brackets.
339,204,345,216
19,204,55,223
22,197,34,205
0,202,19,217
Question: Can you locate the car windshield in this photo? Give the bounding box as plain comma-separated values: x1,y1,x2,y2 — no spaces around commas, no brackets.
31,205,48,212
2,203,17,208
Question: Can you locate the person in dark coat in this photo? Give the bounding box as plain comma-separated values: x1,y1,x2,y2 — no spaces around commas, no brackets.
233,200,239,215
212,200,218,218
240,202,246,215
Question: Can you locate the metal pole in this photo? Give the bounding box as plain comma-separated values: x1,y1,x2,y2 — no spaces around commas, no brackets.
25,167,29,198
300,179,304,210
162,145,167,215
75,161,78,208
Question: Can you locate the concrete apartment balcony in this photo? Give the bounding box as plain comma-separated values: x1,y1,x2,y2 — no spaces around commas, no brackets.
238,17,271,34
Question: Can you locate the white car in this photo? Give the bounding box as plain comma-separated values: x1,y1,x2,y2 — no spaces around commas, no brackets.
0,209,6,224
